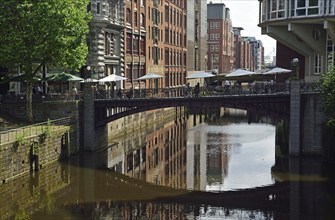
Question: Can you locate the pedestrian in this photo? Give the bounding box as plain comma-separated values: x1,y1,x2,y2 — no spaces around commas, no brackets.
37,85,42,94
72,85,78,95
185,82,191,97
194,82,200,97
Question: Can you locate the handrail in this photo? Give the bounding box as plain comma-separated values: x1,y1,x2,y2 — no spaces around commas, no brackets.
94,82,320,100
0,117,72,145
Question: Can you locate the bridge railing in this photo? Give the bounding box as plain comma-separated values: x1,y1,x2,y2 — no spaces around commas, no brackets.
93,82,320,100
300,82,321,94
94,83,289,99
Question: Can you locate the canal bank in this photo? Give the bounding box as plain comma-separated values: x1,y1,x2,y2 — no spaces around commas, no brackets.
0,107,334,219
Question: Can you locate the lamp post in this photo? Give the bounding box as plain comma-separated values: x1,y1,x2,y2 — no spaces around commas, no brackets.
291,58,299,79
98,66,104,79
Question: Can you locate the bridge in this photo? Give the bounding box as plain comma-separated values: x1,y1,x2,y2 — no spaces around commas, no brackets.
94,82,319,127
83,80,323,157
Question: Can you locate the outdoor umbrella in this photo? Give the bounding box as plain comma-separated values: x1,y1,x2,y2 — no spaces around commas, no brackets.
186,71,215,79
136,73,163,91
264,67,292,81
265,67,292,75
226,69,255,77
45,72,83,82
224,69,256,81
0,74,41,83
45,72,83,94
136,73,162,80
99,74,127,82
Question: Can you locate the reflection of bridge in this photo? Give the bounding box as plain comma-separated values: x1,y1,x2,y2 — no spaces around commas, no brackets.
59,164,290,213
83,81,323,157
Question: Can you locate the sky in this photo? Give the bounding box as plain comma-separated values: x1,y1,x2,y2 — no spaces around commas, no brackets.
207,0,277,61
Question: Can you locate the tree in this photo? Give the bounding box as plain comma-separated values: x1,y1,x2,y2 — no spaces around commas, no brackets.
0,0,91,122
320,67,335,127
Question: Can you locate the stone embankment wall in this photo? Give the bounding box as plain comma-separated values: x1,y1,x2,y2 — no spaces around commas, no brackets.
0,160,72,219
0,122,75,184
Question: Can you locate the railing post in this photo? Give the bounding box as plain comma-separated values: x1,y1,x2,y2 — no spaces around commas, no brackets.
289,79,301,156
83,83,96,151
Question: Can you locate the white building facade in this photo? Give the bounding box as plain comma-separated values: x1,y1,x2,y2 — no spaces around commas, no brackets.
258,0,335,82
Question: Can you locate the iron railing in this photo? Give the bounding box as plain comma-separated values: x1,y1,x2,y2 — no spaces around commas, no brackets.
95,82,320,100
0,117,72,145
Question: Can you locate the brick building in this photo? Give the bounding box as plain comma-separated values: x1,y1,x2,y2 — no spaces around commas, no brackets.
207,2,234,75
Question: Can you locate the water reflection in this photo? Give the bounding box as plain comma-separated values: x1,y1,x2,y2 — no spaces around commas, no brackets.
1,108,334,219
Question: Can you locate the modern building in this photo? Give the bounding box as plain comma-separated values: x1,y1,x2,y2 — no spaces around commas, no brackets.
207,2,234,75
258,0,335,82
187,0,207,72
86,0,124,83
246,37,264,71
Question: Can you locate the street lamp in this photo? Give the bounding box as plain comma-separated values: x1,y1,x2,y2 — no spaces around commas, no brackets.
291,58,299,79
98,66,104,79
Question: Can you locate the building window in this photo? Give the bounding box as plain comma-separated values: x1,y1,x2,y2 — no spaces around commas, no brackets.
165,28,169,43
126,33,132,54
140,13,145,27
133,35,139,54
140,36,145,55
293,0,320,16
314,51,322,74
210,22,214,29
153,47,159,65
134,11,138,26
165,5,169,22
97,1,101,15
270,0,285,18
327,35,335,70
165,48,169,65
215,22,219,29
126,8,131,24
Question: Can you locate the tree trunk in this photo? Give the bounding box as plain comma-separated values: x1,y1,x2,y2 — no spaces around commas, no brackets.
25,81,33,123
24,64,34,123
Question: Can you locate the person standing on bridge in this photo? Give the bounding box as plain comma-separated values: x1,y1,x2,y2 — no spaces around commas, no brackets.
194,83,200,98
185,82,191,98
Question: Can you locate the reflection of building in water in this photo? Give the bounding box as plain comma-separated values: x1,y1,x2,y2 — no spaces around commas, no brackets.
206,131,230,188
187,114,230,191
108,107,188,188
90,201,197,219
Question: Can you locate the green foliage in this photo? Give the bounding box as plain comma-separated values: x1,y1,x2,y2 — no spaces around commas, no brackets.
41,119,53,139
320,68,335,127
13,131,27,151
0,0,91,70
0,0,91,121
14,209,30,220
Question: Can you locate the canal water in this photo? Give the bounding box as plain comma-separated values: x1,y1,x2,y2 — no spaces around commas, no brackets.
1,108,334,219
